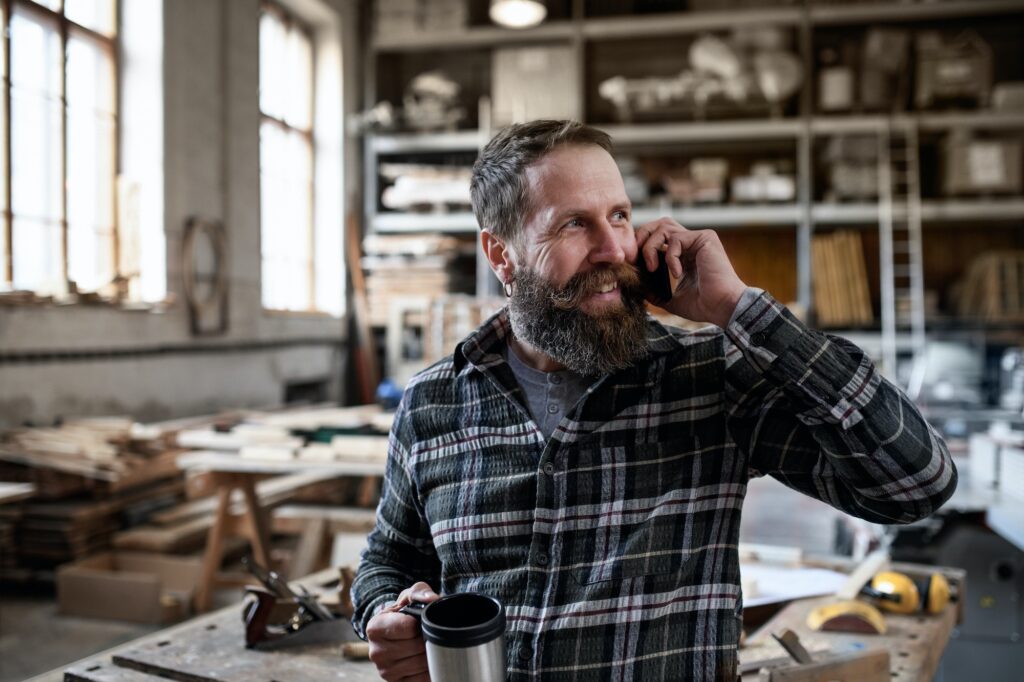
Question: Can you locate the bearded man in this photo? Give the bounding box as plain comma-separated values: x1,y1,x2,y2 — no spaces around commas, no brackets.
351,120,957,681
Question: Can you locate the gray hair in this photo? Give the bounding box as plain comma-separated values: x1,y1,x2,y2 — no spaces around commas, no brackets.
469,120,612,244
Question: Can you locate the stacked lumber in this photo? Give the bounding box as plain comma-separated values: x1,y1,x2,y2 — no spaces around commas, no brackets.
955,251,1024,322
0,414,240,580
174,405,392,465
812,230,874,328
0,478,184,577
0,406,390,581
362,234,475,327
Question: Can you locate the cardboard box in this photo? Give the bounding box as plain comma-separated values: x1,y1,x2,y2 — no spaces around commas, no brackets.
57,551,203,624
944,135,1023,196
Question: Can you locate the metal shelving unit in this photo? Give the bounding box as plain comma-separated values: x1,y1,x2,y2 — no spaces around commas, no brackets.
362,0,1024,364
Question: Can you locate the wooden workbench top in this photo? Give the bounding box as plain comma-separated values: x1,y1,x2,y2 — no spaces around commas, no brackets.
740,593,959,681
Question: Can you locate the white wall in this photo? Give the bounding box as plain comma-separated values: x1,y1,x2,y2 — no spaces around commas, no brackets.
0,0,362,427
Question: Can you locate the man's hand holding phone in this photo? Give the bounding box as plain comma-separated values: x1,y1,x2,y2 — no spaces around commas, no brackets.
635,217,748,329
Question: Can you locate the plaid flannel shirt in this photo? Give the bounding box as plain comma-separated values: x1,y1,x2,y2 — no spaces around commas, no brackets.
352,291,956,681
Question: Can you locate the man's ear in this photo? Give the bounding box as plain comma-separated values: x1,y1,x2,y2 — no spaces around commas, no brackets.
480,229,517,285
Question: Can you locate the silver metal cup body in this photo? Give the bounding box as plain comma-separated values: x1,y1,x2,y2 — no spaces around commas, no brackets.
425,635,506,682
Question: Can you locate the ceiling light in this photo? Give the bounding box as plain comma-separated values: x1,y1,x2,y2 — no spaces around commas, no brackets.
489,0,546,29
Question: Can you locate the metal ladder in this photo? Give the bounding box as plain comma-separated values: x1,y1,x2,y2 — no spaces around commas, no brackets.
877,119,926,393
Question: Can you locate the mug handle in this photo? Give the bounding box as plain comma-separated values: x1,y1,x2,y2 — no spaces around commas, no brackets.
399,600,427,621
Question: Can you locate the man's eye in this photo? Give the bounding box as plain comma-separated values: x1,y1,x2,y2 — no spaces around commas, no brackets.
565,217,584,228
612,211,629,221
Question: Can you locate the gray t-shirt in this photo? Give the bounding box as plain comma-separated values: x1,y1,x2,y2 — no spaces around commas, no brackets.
505,344,592,441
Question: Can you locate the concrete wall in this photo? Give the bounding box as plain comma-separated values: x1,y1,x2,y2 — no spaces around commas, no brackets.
0,0,361,427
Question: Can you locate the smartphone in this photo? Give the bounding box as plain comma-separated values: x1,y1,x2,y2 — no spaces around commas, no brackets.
638,249,674,304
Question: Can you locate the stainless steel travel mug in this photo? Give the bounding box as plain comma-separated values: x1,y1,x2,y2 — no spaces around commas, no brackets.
400,592,506,682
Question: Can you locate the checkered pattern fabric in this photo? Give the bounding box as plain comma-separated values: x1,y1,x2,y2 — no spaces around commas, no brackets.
352,290,956,680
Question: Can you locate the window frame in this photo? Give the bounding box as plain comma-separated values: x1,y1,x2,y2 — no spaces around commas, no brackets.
259,0,319,314
2,0,120,293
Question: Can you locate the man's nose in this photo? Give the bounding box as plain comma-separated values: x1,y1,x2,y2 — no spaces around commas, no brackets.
588,220,627,265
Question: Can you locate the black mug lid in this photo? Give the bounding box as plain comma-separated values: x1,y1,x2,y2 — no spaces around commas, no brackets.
407,593,505,649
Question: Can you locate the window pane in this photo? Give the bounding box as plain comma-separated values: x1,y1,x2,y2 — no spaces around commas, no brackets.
64,0,116,36
13,218,62,292
259,12,286,121
68,114,115,290
30,0,61,12
260,121,313,310
67,33,116,117
0,1,6,229
68,227,114,291
10,9,61,97
284,27,312,130
12,90,63,222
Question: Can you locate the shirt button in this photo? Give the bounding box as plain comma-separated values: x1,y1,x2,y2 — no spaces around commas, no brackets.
542,462,555,476
549,375,562,385
535,553,549,566
546,404,559,414
518,645,532,661
751,331,767,346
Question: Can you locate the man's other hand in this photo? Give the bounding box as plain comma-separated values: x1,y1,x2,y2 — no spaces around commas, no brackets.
366,582,440,681
635,217,747,328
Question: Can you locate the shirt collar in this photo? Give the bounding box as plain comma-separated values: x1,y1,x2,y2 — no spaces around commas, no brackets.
453,306,685,377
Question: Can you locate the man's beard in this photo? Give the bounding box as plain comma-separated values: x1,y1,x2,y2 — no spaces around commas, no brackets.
508,263,650,376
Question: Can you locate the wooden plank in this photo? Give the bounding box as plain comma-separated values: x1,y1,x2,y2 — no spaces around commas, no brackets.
289,517,328,580
272,506,377,535
151,472,338,527
811,237,831,326
0,481,35,504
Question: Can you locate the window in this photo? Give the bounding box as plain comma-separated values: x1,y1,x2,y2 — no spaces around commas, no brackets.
259,2,319,313
2,0,118,296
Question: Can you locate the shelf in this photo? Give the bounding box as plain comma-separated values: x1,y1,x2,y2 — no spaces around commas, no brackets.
371,212,479,233
371,1,1024,52
581,7,801,39
370,200,1024,234
916,111,1024,132
371,112,1024,154
813,199,1024,224
921,198,1024,221
811,112,1024,136
632,205,801,228
370,207,801,233
809,0,1024,25
371,21,576,52
600,120,802,144
369,131,484,154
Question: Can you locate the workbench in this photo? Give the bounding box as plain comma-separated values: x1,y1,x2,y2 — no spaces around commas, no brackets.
54,564,961,682
58,570,380,682
177,450,386,612
739,591,959,681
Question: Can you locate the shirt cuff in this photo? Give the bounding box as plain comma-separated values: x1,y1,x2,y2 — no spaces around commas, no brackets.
725,288,815,371
727,286,765,328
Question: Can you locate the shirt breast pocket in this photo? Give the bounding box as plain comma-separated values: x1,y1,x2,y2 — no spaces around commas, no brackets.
566,435,703,586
